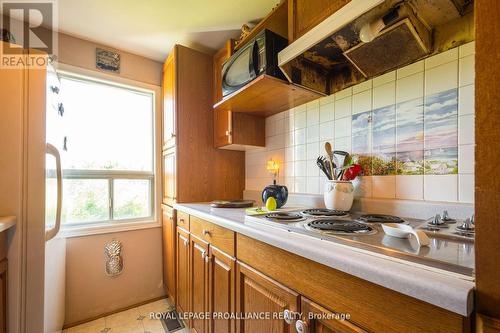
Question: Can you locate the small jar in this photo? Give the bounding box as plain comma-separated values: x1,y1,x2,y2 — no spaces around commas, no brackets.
324,180,354,211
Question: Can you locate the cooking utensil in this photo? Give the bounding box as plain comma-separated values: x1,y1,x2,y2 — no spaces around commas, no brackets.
210,200,255,208
324,142,335,178
382,223,430,247
333,150,349,179
317,156,333,180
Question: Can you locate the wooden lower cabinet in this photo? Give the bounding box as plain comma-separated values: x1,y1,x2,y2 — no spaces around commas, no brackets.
209,246,236,333
176,227,190,314
0,259,6,333
190,235,210,333
162,205,176,302
298,297,367,333
236,261,300,333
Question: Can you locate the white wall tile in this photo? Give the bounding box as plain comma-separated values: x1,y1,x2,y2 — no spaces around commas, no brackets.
335,97,352,119
294,104,307,114
397,60,424,79
306,99,320,110
265,118,275,137
396,175,424,200
285,147,294,162
396,72,424,103
425,61,458,95
458,115,475,145
458,144,474,174
334,117,351,138
306,160,319,177
335,87,352,100
352,90,372,114
283,162,294,177
275,117,285,134
294,111,307,129
459,174,474,203
424,175,458,202
373,71,396,87
373,81,395,109
333,136,351,152
425,48,458,69
320,94,335,106
307,107,320,126
295,160,307,177
306,142,319,160
353,79,372,94
319,103,335,122
294,177,307,193
294,144,306,161
285,131,294,147
372,176,396,199
306,177,320,194
459,55,475,87
353,176,372,198
307,125,320,143
284,177,295,192
295,128,306,145
459,41,475,58
319,121,335,141
458,85,474,116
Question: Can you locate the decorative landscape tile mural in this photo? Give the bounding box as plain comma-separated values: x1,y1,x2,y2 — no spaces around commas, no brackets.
352,111,372,175
372,105,396,175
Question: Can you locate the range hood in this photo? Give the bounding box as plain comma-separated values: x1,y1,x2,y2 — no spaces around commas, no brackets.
278,0,471,95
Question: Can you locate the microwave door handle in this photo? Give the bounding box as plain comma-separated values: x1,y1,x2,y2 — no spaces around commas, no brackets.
251,41,259,76
45,143,63,241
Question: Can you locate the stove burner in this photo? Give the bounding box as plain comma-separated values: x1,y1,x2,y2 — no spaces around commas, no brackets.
358,214,405,224
307,219,374,234
265,212,304,222
302,209,348,217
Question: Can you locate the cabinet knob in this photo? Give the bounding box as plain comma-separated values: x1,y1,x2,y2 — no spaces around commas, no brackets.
183,239,188,246
202,229,211,236
201,250,206,259
225,130,231,136
283,309,293,324
295,320,308,333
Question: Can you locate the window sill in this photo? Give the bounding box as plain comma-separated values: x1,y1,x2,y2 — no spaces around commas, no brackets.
58,220,161,238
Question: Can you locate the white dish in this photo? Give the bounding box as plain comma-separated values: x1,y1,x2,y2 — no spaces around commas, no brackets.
382,223,430,247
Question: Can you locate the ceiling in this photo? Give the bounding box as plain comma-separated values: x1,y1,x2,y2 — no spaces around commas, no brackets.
53,0,281,62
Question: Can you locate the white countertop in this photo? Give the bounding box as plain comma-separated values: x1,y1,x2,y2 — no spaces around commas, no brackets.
174,203,474,316
0,216,16,232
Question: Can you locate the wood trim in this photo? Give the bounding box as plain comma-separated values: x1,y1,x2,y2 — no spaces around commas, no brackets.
475,0,500,319
63,296,167,329
236,233,468,333
477,314,500,333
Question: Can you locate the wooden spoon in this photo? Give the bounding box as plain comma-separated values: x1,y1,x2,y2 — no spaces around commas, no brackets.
324,142,335,179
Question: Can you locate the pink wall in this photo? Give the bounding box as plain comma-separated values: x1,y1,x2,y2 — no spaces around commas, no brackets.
64,227,164,325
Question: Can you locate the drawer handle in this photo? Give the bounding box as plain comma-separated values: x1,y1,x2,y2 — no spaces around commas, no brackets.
202,229,211,236
295,320,308,333
283,309,293,324
183,239,188,246
225,130,232,136
201,250,206,259
179,218,185,223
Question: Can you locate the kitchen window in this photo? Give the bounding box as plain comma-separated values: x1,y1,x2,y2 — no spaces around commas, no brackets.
54,74,156,227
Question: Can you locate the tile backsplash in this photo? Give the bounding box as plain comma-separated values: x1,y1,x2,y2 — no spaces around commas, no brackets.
245,42,475,204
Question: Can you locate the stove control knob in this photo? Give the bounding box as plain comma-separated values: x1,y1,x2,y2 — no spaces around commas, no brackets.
458,218,475,231
295,320,308,333
442,210,449,220
430,214,443,225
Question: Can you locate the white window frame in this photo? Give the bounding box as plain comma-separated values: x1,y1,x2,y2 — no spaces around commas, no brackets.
56,65,162,237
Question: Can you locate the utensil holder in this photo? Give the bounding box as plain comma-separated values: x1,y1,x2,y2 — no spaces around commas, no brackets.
324,180,354,211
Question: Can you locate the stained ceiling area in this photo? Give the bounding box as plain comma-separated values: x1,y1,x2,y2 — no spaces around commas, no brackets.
53,0,281,62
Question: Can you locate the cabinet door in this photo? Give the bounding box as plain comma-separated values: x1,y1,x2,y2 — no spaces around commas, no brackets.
236,261,300,333
214,109,232,148
190,235,210,333
162,205,176,301
162,148,176,205
209,246,236,333
176,227,190,314
163,50,176,149
297,297,367,333
289,0,350,41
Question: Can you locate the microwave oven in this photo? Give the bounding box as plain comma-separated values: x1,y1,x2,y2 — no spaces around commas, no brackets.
221,29,288,97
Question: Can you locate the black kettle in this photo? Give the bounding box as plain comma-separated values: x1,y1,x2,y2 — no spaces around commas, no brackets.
261,180,288,208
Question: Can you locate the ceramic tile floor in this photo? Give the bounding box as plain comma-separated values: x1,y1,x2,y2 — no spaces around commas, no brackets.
63,298,190,333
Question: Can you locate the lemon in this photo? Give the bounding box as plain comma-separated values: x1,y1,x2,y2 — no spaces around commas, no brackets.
265,197,277,211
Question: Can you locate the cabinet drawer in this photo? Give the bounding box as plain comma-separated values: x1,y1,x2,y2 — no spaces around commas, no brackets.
177,211,190,230
190,216,235,256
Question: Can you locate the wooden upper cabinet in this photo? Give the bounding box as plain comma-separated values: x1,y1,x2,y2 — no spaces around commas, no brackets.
288,0,351,42
190,235,210,333
209,246,236,333
162,205,176,302
163,50,176,150
176,226,190,314
298,297,368,333
162,148,176,205
236,261,300,333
